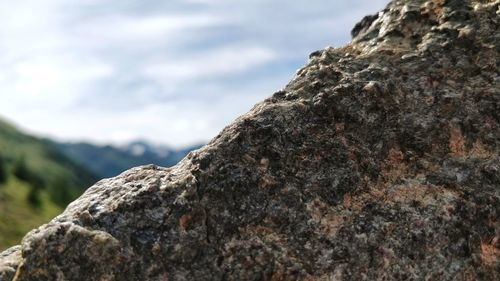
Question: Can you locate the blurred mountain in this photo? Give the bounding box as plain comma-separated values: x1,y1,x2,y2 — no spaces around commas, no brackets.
0,118,99,250
0,117,200,251
54,140,202,179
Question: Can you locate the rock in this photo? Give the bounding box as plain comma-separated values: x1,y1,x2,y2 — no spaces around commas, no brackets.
1,0,499,280
0,246,21,281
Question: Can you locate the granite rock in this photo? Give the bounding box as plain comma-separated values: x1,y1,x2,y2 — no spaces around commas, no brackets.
1,0,499,280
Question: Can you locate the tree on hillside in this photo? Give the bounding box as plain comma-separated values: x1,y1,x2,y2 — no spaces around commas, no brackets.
13,157,46,188
27,184,42,209
13,157,46,208
0,156,7,184
13,157,30,182
50,177,73,207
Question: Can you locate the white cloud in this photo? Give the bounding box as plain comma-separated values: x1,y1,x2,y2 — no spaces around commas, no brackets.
73,14,223,44
0,0,390,147
142,46,276,82
2,55,113,110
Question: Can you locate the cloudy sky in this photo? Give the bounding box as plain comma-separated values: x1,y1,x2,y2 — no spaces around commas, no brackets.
0,0,388,148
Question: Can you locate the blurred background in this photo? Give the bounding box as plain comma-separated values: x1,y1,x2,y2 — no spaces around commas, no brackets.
0,0,388,250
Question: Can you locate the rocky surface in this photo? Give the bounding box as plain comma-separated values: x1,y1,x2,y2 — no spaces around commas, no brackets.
1,0,499,280
0,247,21,281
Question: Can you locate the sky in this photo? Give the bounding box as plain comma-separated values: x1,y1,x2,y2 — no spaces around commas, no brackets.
0,0,388,148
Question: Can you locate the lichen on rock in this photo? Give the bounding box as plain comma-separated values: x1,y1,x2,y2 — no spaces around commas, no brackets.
1,0,499,280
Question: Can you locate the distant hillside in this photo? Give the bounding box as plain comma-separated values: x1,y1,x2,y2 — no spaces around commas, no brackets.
55,140,202,178
0,118,199,251
0,118,98,250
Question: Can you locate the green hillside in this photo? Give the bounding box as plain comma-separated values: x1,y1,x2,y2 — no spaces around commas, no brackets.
0,118,98,250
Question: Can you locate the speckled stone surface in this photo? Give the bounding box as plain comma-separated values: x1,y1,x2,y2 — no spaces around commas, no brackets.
1,0,499,280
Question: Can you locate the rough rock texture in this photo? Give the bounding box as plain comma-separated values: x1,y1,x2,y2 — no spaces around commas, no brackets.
0,247,21,281
1,0,499,280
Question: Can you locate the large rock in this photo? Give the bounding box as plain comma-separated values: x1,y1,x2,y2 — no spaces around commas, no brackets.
1,0,499,280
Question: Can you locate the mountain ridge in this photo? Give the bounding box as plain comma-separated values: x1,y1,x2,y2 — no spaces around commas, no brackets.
54,140,202,178
0,118,198,251
0,118,99,250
